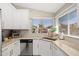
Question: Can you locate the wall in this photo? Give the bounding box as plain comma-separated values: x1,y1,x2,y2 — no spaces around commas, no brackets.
12,3,54,18
2,30,10,38
20,30,32,37
14,6,55,38
30,9,54,18
55,3,75,17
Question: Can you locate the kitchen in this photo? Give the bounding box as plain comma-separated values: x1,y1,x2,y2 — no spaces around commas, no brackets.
0,3,79,56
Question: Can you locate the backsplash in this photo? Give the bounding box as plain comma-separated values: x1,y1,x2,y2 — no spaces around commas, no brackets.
2,30,10,38
20,29,48,38
20,29,32,37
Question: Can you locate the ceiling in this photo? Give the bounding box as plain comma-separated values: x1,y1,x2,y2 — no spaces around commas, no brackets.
13,3,65,13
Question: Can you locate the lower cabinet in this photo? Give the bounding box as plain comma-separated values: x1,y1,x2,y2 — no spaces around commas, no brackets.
39,40,51,56
2,43,13,56
2,40,20,56
33,39,52,56
33,39,68,56
51,43,68,56
33,40,39,55
13,40,20,56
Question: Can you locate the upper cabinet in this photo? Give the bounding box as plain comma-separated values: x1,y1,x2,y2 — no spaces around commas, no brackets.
0,3,31,29
0,3,16,29
0,4,31,29
16,9,31,29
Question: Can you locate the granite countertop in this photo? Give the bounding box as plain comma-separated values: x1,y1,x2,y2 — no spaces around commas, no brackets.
2,38,18,48
2,36,79,56
2,36,40,48
52,40,79,56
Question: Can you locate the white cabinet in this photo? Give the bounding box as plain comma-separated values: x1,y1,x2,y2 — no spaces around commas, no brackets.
0,4,31,29
2,40,20,56
51,43,67,56
33,39,51,56
0,3,16,29
2,43,13,56
13,40,20,56
16,9,31,29
33,39,67,56
39,40,51,56
33,40,39,55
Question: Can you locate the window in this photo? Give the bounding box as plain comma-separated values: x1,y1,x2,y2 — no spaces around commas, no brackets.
69,10,79,36
32,18,54,33
59,14,68,34
59,9,79,37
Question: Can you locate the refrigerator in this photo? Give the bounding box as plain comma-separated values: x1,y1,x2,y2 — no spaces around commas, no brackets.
0,9,2,56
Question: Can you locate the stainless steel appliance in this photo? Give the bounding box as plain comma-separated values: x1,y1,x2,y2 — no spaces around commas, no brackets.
20,39,33,56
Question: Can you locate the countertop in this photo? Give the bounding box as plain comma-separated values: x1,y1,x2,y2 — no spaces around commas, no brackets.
2,36,40,48
54,40,79,56
2,36,79,56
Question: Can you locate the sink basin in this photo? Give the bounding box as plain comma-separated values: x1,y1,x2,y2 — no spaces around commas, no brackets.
43,37,57,41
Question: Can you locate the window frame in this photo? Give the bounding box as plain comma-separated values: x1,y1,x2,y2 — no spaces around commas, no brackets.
58,7,79,38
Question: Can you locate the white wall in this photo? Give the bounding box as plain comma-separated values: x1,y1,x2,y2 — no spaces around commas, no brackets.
12,4,54,18
20,30,32,37
55,3,75,17
30,9,54,18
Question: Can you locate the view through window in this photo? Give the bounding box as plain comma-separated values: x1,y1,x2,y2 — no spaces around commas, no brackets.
32,19,54,33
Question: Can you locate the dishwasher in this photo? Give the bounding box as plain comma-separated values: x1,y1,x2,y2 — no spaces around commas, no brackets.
20,39,33,56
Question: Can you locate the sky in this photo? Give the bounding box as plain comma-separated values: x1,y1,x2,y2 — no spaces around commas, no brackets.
59,10,77,25
32,19,54,27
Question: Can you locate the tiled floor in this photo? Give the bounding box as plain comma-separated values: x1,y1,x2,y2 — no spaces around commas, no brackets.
20,43,33,56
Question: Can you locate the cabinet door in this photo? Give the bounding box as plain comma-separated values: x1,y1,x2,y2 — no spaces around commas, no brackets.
2,44,13,56
13,40,20,56
1,4,13,29
53,43,67,56
33,40,39,55
16,9,31,29
39,40,51,56
2,46,10,56
50,43,54,56
0,3,16,29
9,4,16,29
